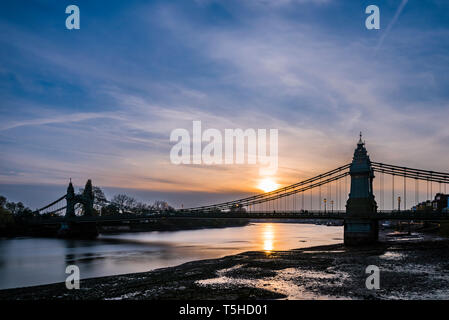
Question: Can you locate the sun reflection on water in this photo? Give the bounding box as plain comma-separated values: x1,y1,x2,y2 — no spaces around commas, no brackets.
262,224,275,252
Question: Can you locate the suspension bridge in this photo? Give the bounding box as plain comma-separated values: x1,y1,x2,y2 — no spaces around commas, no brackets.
31,135,449,244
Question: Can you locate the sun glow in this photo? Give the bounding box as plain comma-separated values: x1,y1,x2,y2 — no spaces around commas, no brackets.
257,178,279,193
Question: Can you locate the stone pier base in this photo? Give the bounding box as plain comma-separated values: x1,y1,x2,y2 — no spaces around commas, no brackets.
344,219,379,246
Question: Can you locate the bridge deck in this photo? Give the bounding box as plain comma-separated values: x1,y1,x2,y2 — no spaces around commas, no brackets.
31,210,449,224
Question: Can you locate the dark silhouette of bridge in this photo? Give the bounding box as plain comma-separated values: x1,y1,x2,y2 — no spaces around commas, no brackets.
32,135,449,244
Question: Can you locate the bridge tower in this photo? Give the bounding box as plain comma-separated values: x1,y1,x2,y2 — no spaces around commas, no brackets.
344,134,379,245
65,179,95,218
82,179,94,216
61,179,97,238
66,180,76,218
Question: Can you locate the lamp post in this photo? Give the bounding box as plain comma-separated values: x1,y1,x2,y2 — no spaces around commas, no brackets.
331,200,334,213
324,198,327,213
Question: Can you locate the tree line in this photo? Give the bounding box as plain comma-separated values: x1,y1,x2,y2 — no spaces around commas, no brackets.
0,195,34,235
85,186,174,216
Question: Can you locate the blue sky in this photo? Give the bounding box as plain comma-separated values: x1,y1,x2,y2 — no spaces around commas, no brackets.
1,0,449,208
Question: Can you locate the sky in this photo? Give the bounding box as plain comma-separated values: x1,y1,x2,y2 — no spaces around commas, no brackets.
1,0,449,209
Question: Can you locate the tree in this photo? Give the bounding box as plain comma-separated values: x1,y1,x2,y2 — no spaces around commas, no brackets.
5,201,32,217
0,195,14,231
102,193,174,215
111,194,137,214
0,195,31,234
0,206,14,232
152,200,173,212
0,196,7,208
132,202,152,215
100,203,119,216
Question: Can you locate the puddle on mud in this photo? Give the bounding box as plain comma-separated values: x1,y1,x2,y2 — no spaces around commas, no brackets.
302,250,345,254
196,265,350,300
380,251,405,260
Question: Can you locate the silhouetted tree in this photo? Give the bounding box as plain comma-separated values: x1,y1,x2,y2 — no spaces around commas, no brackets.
0,195,14,233
100,203,119,216
130,202,150,215
0,196,6,208
0,195,35,235
111,194,137,214
152,200,174,212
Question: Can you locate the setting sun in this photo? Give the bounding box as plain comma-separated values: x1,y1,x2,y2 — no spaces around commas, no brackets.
257,178,280,193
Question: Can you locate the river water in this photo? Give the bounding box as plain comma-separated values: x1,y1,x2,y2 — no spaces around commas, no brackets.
0,222,342,290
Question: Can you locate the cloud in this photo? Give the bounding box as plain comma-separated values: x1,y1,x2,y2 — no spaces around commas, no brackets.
0,112,124,131
375,0,409,52
152,5,449,167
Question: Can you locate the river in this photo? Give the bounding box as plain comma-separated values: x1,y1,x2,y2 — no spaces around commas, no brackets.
0,222,342,290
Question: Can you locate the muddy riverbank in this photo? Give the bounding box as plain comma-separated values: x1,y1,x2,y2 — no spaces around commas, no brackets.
1,232,449,300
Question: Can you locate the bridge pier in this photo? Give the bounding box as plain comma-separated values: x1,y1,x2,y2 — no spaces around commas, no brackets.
344,219,378,246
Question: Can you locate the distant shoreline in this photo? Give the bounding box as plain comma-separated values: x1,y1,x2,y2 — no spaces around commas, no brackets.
1,217,251,238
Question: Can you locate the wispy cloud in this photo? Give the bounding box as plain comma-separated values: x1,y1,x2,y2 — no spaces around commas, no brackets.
375,0,409,52
0,112,124,131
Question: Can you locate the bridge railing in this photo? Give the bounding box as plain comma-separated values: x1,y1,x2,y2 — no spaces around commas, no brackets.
28,208,449,225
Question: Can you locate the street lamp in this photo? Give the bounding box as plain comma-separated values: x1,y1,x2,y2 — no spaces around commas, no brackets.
324,198,327,213
331,200,334,213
